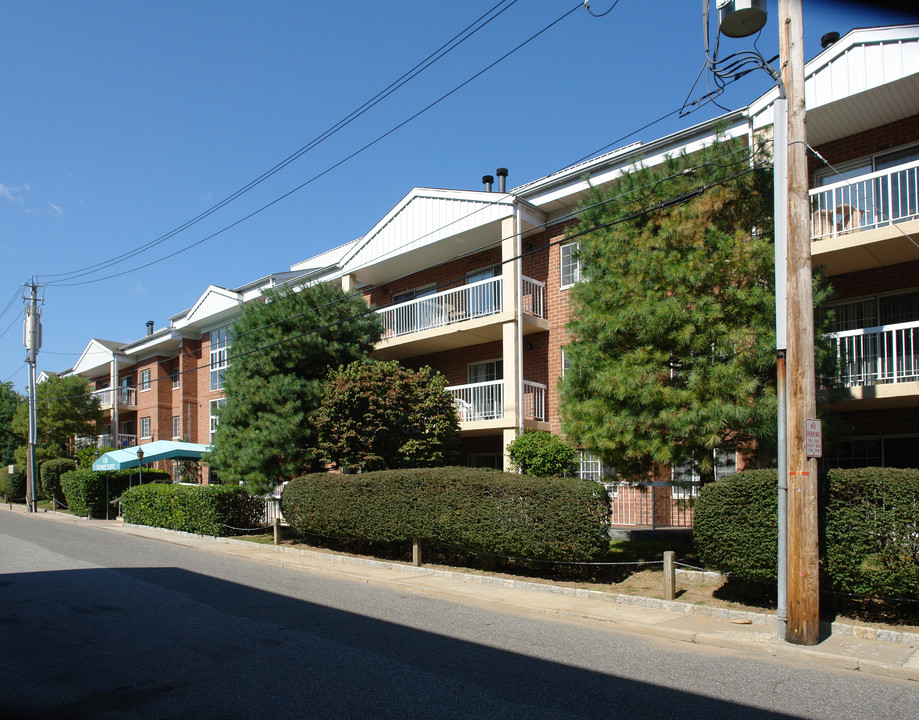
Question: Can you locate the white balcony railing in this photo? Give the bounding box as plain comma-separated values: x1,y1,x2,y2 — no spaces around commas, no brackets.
522,380,547,422
810,159,919,240
448,380,504,422
522,276,546,319
76,433,138,450
378,277,502,339
91,387,137,408
447,379,548,423
377,275,547,340
829,320,919,387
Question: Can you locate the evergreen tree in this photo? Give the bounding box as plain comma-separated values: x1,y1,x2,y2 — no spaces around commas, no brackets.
316,359,460,471
561,139,790,483
207,284,382,493
12,375,102,466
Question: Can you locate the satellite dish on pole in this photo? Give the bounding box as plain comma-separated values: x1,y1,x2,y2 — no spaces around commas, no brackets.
717,0,767,38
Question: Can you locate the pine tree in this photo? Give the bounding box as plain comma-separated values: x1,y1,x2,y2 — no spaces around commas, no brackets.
207,284,382,493
561,138,782,484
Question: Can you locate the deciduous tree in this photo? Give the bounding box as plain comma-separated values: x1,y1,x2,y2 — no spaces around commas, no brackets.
12,375,103,466
316,360,460,471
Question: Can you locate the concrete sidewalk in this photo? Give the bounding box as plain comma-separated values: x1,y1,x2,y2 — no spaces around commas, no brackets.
8,504,919,683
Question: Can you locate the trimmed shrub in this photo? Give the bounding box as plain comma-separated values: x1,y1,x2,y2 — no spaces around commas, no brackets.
40,458,76,503
60,469,115,518
506,431,577,477
824,467,919,600
694,469,777,583
120,483,266,537
281,467,610,561
2,465,27,501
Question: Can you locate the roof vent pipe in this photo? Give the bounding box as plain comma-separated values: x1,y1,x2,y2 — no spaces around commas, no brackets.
496,167,508,193
482,175,494,192
146,321,154,336
820,31,840,49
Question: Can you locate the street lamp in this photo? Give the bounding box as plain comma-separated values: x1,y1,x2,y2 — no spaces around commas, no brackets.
137,447,144,486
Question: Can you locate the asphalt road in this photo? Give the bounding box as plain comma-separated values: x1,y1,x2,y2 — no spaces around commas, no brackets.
1,511,916,719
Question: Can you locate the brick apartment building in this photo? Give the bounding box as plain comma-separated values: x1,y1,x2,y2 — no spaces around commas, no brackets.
59,24,919,493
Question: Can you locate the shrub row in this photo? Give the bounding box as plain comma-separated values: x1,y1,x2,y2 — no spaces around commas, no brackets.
59,468,171,518
40,459,76,504
281,467,611,561
694,467,919,600
120,483,266,537
824,467,919,599
1,466,27,501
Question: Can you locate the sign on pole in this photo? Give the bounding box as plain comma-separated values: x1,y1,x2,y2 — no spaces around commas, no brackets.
805,418,822,458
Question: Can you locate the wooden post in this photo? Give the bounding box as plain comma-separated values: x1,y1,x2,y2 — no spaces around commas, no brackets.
781,0,820,646
412,537,422,567
663,551,676,601
273,517,281,546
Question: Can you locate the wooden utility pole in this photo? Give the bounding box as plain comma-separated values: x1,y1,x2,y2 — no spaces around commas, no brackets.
780,0,820,646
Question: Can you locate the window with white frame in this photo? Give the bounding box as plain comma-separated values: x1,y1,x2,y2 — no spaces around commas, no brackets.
140,416,152,439
172,416,181,440
560,242,581,289
561,348,571,376
210,327,231,391
576,450,613,482
139,369,151,392
672,450,737,498
171,365,180,390
210,398,226,442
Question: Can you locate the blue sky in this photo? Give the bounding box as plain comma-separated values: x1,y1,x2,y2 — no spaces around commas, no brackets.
1,0,915,389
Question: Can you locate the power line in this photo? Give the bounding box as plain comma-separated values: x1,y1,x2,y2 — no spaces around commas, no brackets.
36,161,763,404
43,1,587,289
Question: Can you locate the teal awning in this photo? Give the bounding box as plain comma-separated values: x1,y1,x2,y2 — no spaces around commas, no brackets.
92,441,211,471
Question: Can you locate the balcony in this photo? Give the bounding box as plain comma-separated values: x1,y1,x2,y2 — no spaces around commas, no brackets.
810,159,919,241
830,320,919,388
447,379,548,424
91,387,137,409
376,275,547,354
76,434,138,450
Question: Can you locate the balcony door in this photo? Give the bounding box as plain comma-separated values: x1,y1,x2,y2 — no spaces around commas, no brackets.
392,285,436,333
467,359,503,420
466,266,501,318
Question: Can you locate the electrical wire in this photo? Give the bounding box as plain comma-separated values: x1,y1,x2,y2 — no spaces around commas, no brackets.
34,162,764,404
39,0,565,287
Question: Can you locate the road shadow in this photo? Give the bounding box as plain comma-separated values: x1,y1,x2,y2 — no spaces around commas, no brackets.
2,565,800,719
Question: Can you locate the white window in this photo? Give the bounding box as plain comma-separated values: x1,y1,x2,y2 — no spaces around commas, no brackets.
466,266,501,317
140,416,152,439
576,451,612,482
172,416,181,440
171,366,180,390
562,348,571,376
210,327,231,391
210,398,226,442
672,450,737,498
468,358,503,384
139,369,151,392
560,242,581,289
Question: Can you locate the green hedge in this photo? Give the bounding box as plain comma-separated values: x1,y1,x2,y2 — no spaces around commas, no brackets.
40,459,76,503
694,469,778,583
2,465,27,501
60,469,122,518
824,467,919,600
120,483,266,537
281,467,611,561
